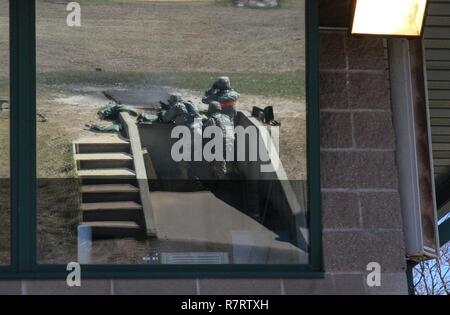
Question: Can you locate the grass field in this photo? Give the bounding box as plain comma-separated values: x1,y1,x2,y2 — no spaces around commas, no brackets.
39,70,305,98
0,0,307,264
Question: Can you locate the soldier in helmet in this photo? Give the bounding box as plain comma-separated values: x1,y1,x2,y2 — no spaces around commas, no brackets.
160,94,190,126
202,76,239,122
204,101,235,179
160,94,202,126
160,94,203,181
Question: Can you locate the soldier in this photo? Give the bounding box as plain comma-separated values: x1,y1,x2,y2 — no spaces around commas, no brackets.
160,94,191,126
160,94,203,181
184,99,202,120
202,76,239,122
204,101,235,179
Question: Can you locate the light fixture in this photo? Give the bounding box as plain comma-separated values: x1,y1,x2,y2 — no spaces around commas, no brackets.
351,0,428,37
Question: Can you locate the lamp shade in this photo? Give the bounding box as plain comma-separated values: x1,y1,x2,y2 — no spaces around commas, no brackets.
351,0,428,37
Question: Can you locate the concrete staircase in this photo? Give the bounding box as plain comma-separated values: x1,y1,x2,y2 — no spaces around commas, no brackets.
73,135,145,239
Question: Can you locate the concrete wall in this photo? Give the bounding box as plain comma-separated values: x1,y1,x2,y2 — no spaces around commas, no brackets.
138,122,190,181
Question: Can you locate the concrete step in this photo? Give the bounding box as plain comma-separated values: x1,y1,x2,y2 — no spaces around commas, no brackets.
77,168,136,180
80,221,142,238
81,201,143,210
76,153,134,169
81,184,140,203
81,184,140,194
81,201,143,222
81,178,138,186
74,137,130,154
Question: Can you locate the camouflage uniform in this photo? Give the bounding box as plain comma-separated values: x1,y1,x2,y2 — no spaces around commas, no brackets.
161,94,192,126
184,100,202,120
204,102,235,179
202,76,239,122
161,94,203,180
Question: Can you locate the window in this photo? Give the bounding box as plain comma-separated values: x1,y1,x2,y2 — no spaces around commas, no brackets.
3,0,320,277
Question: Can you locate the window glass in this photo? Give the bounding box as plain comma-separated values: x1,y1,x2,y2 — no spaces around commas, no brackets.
36,0,308,265
0,0,10,265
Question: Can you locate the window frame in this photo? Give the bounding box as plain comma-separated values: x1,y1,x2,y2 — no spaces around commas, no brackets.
1,0,322,279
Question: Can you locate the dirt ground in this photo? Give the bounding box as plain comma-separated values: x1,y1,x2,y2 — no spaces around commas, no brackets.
34,0,305,74
0,0,307,264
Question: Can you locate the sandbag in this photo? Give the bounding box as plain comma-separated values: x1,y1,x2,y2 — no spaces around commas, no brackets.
88,123,122,133
97,101,139,120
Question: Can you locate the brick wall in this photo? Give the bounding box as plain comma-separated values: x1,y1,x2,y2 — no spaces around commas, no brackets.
0,30,409,295
317,31,407,295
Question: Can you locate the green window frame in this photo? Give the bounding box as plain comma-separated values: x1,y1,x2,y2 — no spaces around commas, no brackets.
0,0,322,279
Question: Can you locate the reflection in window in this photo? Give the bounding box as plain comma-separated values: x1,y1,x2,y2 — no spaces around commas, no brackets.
0,0,9,265
37,0,308,265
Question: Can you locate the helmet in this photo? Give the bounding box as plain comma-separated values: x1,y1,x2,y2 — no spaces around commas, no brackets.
215,76,231,90
208,101,222,115
168,94,182,105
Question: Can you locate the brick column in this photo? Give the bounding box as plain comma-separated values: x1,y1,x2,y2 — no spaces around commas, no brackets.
318,31,407,294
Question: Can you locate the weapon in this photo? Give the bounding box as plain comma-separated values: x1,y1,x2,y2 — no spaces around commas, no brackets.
159,101,171,111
